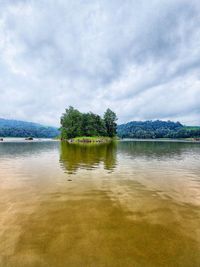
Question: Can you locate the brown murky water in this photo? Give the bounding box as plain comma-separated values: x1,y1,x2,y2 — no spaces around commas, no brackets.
0,140,200,267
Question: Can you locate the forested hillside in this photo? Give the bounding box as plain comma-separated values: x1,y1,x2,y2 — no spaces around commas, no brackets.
117,120,200,139
0,118,59,138
1,117,200,139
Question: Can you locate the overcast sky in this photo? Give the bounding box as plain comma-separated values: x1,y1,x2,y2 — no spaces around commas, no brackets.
0,0,200,126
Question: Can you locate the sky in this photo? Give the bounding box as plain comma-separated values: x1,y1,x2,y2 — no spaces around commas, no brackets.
0,0,200,126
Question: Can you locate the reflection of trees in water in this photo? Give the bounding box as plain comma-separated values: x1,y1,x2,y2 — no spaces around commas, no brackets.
117,141,200,160
60,142,117,174
0,142,59,158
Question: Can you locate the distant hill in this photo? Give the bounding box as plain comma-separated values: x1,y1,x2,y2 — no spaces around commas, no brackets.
1,118,199,139
0,118,59,138
117,120,200,139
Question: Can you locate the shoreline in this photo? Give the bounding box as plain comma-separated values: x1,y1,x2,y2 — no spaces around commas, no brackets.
120,138,200,143
0,137,200,144
62,136,113,144
0,137,59,143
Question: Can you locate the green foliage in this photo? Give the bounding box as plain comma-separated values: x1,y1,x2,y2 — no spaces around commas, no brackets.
172,128,200,138
81,113,107,137
60,106,82,139
0,118,59,138
103,108,118,137
60,107,117,139
183,126,200,131
117,120,200,139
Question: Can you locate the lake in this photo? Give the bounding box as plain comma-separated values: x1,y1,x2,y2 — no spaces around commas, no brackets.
0,140,200,267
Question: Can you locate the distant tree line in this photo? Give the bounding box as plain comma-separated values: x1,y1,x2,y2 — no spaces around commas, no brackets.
60,106,117,139
0,119,59,138
0,127,59,138
117,120,200,139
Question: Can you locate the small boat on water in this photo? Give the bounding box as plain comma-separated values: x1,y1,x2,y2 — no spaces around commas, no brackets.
25,137,33,141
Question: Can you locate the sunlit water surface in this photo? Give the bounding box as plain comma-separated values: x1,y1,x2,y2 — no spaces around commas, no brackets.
0,140,200,267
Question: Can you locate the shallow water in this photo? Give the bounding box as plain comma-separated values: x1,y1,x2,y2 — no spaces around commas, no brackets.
0,140,200,267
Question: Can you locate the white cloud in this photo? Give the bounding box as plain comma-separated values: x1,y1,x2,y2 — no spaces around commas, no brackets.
0,0,200,126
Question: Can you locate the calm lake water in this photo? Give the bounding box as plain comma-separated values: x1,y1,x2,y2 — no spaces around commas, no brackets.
0,140,200,267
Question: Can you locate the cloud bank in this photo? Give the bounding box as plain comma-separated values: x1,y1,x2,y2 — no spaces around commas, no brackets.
0,0,200,126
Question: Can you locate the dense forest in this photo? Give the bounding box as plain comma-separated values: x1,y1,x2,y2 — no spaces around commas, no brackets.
0,118,59,138
1,116,199,140
60,106,117,139
117,120,200,139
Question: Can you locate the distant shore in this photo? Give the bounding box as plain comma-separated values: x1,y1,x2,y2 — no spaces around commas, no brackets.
0,137,200,144
0,137,59,143
120,138,200,143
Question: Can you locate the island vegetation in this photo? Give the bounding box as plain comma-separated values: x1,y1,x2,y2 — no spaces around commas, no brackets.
60,106,117,143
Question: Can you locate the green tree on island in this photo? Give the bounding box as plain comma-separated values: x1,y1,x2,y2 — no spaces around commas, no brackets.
60,106,117,139
103,108,118,137
60,106,82,139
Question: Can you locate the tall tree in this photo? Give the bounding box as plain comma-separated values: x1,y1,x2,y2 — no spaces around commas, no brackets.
60,106,82,139
103,108,117,137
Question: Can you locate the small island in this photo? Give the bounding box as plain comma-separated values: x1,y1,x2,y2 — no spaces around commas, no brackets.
60,106,117,143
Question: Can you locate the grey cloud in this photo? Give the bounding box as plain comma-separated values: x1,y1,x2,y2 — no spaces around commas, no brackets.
0,0,199,126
